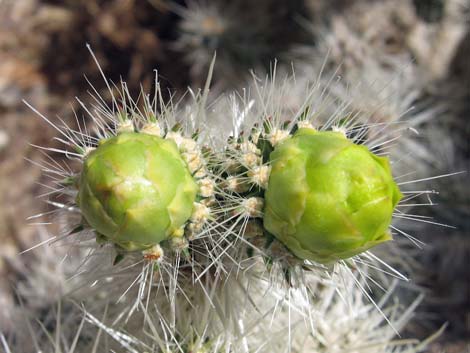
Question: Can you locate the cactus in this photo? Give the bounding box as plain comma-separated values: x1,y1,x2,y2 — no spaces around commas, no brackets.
77,132,198,251
264,128,402,263
12,53,450,353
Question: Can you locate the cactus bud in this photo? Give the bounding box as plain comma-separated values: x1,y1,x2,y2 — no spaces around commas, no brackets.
77,132,198,251
263,128,402,263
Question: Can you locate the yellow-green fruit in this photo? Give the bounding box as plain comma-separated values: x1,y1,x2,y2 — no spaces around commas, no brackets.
77,132,198,251
263,128,402,263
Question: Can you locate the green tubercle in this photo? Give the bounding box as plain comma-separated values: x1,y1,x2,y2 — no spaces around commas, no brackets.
263,128,402,264
77,132,198,251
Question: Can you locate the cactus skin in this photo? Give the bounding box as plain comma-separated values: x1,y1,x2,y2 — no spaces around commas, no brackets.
263,128,402,264
77,132,198,251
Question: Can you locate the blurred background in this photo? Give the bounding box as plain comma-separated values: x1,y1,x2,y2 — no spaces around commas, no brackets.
0,0,468,351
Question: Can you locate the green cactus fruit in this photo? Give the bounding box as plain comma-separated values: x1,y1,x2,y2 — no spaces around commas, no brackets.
76,132,198,251
263,128,402,263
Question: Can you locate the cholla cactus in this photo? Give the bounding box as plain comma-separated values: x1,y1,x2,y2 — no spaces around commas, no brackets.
21,55,226,317
97,273,439,353
294,3,461,186
306,0,468,84
208,67,450,271
76,132,199,251
264,128,402,263
1,267,440,353
16,49,452,352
